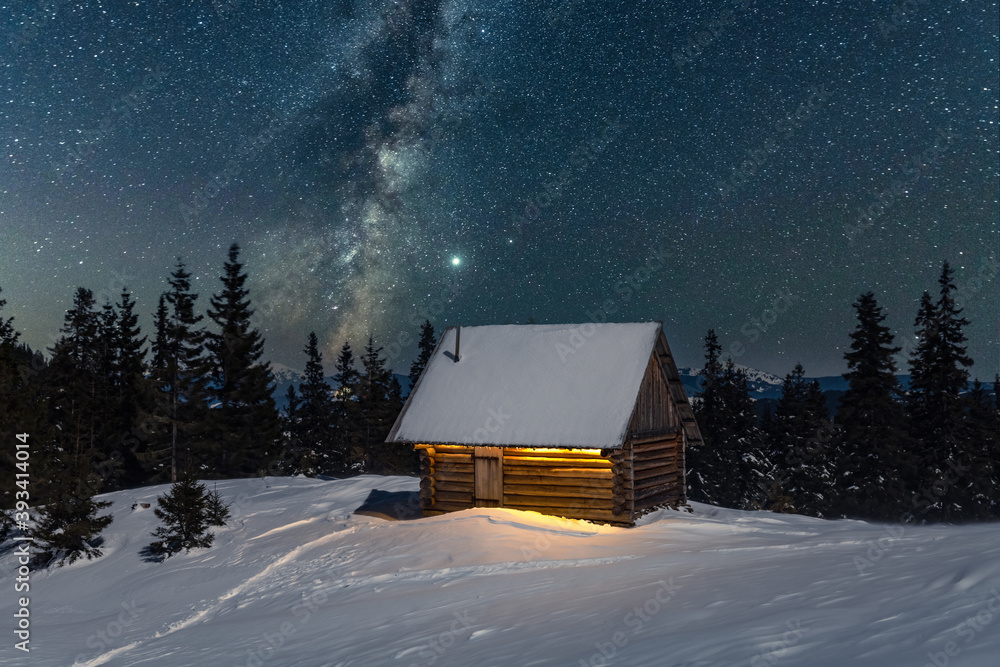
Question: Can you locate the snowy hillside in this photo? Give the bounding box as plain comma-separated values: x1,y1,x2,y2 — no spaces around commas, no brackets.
3,477,999,667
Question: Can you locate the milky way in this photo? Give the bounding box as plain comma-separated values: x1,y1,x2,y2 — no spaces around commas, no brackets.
0,1,997,377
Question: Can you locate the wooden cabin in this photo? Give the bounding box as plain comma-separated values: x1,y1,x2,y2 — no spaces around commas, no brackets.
385,322,703,526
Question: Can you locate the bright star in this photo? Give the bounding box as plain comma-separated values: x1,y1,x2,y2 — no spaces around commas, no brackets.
451,257,461,266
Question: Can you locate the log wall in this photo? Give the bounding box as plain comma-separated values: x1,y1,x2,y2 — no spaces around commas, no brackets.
415,444,635,525
629,433,685,513
629,354,677,436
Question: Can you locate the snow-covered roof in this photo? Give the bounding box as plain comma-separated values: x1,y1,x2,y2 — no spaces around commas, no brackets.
386,322,666,449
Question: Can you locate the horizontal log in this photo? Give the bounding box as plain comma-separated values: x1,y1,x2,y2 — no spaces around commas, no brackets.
634,483,676,501
501,504,624,524
504,483,612,500
433,462,474,474
419,477,433,489
632,440,679,454
634,472,680,491
419,487,435,499
504,448,610,460
633,457,678,473
430,490,473,504
500,473,611,488
417,447,435,458
503,494,613,511
431,470,474,484
633,465,679,482
504,467,613,479
629,430,681,445
429,445,474,453
612,492,633,504
433,452,475,463
503,456,611,468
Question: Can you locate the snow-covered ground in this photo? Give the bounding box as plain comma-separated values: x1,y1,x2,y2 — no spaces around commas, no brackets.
2,476,999,667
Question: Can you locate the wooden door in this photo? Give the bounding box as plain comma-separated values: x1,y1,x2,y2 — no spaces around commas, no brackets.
473,446,502,507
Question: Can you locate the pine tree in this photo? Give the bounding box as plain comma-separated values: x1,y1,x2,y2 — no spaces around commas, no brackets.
716,359,772,510
961,380,997,520
31,473,113,568
205,243,280,476
773,363,835,517
408,319,436,388
688,330,724,504
113,289,157,488
152,260,210,482
906,261,974,521
146,476,214,559
833,292,908,520
44,288,101,481
296,333,335,475
332,340,361,472
359,336,407,474
205,484,232,526
688,332,770,510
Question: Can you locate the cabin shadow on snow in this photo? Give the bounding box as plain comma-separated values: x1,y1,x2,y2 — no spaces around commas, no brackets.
352,489,423,521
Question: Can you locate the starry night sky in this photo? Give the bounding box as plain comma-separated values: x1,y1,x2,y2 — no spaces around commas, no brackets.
1,0,997,378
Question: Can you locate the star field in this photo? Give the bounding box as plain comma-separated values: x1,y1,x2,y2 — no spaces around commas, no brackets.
1,0,997,377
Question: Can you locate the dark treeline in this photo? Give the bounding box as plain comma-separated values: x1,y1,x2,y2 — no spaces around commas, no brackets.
0,243,428,560
688,261,1000,523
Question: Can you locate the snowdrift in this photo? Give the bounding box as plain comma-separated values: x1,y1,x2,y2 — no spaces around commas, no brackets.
2,476,999,666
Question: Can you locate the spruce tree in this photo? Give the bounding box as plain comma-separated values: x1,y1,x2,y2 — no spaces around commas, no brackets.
906,261,974,521
716,359,772,510
359,336,407,474
833,292,908,520
408,319,436,388
45,288,101,480
332,340,361,472
113,289,156,488
147,476,214,559
689,333,770,510
688,330,724,504
296,333,335,475
152,260,210,482
31,473,113,568
773,363,835,517
961,380,997,520
205,243,279,476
